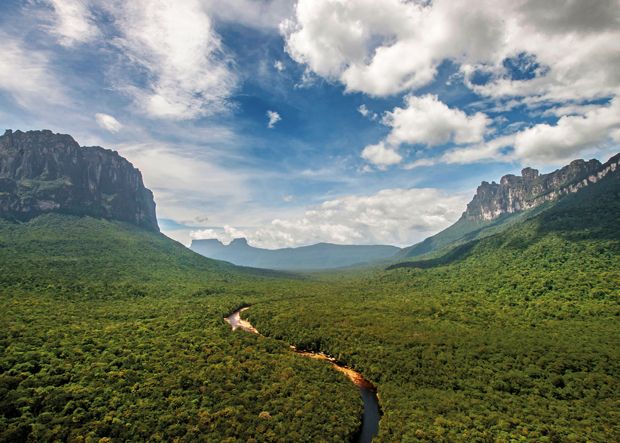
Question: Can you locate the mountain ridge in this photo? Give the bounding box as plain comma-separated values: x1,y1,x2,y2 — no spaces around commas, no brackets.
463,153,620,222
400,152,620,259
390,161,620,271
191,237,400,270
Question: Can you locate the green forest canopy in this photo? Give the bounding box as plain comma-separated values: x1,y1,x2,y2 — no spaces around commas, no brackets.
1,174,619,442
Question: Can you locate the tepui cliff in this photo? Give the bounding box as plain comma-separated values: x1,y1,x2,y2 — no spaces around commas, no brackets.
0,129,158,231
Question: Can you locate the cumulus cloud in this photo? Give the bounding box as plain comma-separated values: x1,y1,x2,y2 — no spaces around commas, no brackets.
513,98,620,163
108,0,237,120
384,94,489,146
361,94,489,168
274,60,285,72
414,99,620,166
95,113,122,132
267,110,281,128
281,0,620,101
191,187,469,248
361,142,402,169
46,0,100,46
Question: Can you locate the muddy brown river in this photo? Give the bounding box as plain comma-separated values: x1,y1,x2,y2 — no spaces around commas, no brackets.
225,307,380,442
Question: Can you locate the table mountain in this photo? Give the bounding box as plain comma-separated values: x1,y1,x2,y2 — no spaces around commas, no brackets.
0,129,158,231
463,155,619,221
400,152,620,258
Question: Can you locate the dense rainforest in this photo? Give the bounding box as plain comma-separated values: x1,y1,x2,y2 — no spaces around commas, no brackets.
1,176,619,441
247,174,620,442
0,215,362,442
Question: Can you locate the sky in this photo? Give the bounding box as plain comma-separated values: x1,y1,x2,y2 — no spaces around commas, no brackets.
1,0,619,248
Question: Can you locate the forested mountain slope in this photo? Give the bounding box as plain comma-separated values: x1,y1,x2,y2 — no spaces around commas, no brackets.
0,214,260,296
399,152,620,259
392,165,620,274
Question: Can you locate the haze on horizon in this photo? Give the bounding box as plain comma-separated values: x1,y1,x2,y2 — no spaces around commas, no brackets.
1,0,619,248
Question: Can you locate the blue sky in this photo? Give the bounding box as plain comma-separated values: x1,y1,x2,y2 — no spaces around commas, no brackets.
1,0,619,247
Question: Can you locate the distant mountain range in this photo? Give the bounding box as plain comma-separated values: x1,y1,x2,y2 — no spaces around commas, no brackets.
191,152,620,270
190,238,400,270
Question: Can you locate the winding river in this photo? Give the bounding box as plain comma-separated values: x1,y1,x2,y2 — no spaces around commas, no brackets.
225,307,380,443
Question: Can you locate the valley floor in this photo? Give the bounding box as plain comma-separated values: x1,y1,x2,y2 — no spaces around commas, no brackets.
2,178,620,442
3,265,618,442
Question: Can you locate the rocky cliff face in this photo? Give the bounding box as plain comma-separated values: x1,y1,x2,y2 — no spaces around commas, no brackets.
462,153,620,222
0,129,158,231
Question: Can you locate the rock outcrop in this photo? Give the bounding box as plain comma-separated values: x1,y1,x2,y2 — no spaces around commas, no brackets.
0,129,158,231
462,153,620,222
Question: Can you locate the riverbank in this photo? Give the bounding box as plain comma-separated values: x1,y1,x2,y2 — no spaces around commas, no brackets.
225,306,381,442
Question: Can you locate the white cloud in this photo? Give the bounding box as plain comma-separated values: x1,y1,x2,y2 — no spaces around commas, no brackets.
361,142,402,169
384,94,489,146
46,0,100,46
439,134,515,165
116,141,251,224
274,60,285,72
294,68,317,89
0,35,65,108
541,103,606,118
281,0,620,102
281,0,503,96
109,0,237,120
38,0,238,120
403,157,439,170
513,98,620,163
191,187,468,248
203,0,293,30
267,110,281,128
360,94,489,168
414,99,620,166
357,103,379,120
95,113,122,133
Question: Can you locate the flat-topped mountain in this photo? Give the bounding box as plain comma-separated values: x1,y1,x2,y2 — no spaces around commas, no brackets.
400,152,620,258
463,154,619,222
0,129,158,231
191,237,400,270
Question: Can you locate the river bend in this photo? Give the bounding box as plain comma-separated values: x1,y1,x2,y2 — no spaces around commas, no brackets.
225,307,380,443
